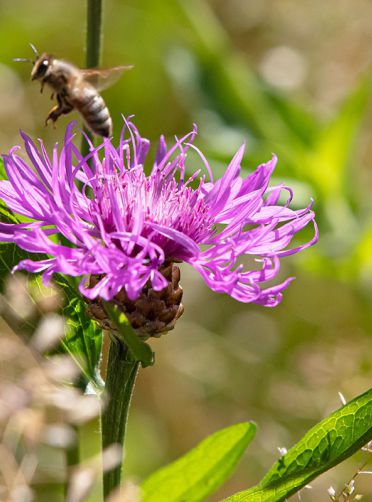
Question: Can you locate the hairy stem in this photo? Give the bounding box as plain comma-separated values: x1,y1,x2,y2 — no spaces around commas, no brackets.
102,337,140,498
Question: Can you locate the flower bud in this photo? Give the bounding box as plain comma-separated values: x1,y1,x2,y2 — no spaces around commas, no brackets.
86,263,184,339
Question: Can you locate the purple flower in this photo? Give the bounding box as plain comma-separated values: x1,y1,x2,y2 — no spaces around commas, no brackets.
0,120,317,307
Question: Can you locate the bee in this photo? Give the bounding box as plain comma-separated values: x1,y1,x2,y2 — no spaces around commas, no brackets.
14,44,132,138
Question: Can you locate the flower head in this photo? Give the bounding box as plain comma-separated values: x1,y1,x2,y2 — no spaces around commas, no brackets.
0,120,317,308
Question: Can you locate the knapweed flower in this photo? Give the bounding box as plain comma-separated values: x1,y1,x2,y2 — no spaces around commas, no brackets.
0,120,317,334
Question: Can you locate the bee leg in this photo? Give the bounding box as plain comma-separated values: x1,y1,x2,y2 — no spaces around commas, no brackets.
50,93,54,100
45,95,73,128
45,105,61,128
40,82,44,94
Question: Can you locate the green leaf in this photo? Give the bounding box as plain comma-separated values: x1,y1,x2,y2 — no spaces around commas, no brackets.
103,301,154,368
0,157,102,388
223,388,372,502
141,422,257,502
55,274,103,389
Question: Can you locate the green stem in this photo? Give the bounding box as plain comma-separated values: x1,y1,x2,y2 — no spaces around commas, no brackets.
102,336,140,498
86,0,103,69
81,0,103,157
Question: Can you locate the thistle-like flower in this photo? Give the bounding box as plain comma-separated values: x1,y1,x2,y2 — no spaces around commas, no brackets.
0,120,317,335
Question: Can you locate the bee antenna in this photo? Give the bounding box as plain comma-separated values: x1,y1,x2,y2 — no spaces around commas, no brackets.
29,43,39,58
13,57,33,63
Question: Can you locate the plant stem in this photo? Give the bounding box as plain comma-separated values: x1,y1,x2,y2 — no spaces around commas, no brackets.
86,0,103,68
81,0,103,157
102,336,140,498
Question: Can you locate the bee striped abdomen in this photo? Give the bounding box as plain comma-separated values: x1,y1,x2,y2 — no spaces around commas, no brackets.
77,92,113,138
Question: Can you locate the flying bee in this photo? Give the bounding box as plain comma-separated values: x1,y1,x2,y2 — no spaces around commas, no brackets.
14,44,132,137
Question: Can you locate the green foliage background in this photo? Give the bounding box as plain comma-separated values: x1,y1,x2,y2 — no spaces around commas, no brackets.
0,0,371,500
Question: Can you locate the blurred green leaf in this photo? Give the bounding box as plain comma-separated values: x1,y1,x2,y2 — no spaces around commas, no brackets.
307,75,371,197
267,92,320,147
223,388,372,502
171,0,318,154
171,0,289,142
103,301,154,368
141,422,257,502
54,274,103,389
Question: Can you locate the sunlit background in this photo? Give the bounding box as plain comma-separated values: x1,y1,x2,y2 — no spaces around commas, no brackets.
0,0,372,500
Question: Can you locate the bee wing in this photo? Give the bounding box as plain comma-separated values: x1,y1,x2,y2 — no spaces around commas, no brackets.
80,65,133,91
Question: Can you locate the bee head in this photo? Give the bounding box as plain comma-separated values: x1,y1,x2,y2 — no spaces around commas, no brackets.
14,44,54,81
31,53,53,81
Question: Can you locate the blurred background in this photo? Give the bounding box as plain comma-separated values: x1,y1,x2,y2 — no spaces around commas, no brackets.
0,0,372,500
